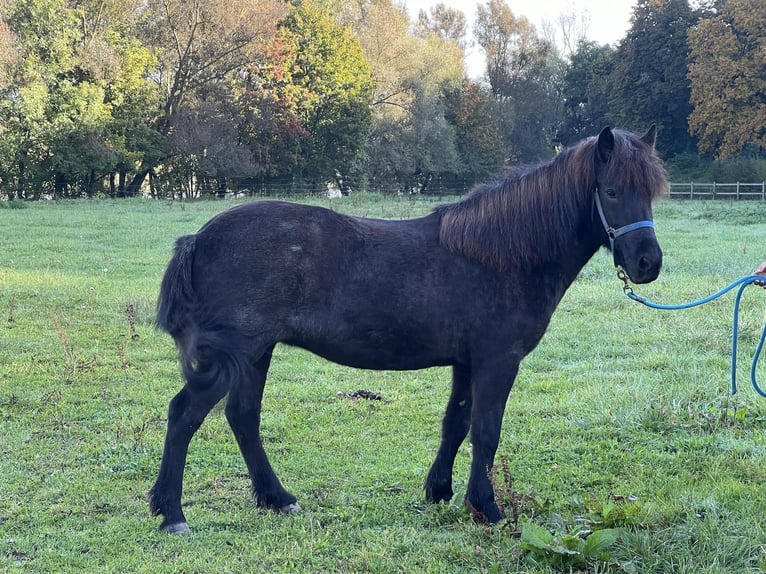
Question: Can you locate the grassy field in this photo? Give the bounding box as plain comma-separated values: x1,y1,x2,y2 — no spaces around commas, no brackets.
1,195,766,573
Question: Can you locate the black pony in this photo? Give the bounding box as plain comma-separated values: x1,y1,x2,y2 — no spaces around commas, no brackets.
150,127,667,532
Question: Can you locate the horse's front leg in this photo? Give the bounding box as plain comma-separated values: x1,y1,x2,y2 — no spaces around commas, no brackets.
465,359,519,524
425,364,472,503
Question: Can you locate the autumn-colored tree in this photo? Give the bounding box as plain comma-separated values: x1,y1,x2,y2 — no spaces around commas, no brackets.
128,0,286,195
335,0,464,191
415,3,467,50
238,40,308,180
688,0,766,158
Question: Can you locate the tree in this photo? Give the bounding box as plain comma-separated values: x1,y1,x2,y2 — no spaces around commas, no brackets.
128,0,286,195
688,0,766,158
278,0,374,189
547,11,590,57
415,3,467,50
474,0,563,162
558,40,614,145
606,0,696,157
336,0,464,191
0,18,18,89
103,34,163,196
443,80,504,182
0,0,118,198
238,40,308,181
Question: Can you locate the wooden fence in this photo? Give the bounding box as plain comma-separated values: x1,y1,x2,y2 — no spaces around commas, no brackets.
669,182,766,200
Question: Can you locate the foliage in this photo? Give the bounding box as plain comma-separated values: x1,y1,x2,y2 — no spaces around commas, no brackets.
557,40,614,146
443,80,505,184
0,0,97,198
665,153,766,182
132,0,286,196
415,3,468,49
343,0,466,192
606,0,697,158
688,0,766,158
237,40,308,181
577,494,645,530
1,0,766,199
520,523,621,569
278,0,374,188
474,0,563,162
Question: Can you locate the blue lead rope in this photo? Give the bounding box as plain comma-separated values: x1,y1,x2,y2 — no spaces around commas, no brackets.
620,272,766,398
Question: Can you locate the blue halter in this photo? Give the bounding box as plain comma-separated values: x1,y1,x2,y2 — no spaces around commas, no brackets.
594,189,655,257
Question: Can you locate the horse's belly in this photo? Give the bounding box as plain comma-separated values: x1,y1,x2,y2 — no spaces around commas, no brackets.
285,319,456,371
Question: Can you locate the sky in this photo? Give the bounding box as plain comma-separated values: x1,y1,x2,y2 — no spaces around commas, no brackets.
402,0,636,78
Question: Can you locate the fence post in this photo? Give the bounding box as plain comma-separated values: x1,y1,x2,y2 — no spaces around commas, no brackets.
690,182,694,199
712,181,716,199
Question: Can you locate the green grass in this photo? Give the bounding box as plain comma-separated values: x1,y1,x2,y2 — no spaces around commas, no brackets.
2,195,766,573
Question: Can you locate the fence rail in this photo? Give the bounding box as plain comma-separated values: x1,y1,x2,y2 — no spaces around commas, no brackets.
669,182,766,200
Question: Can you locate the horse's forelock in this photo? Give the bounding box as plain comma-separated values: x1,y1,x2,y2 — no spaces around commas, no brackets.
605,130,669,200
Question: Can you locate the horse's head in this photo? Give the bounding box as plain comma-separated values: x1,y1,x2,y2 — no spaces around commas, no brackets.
593,126,666,284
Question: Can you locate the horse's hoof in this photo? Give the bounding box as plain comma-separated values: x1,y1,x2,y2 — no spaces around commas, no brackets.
279,502,302,514
161,521,190,534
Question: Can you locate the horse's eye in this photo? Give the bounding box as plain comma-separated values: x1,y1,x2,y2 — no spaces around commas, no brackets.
605,188,617,198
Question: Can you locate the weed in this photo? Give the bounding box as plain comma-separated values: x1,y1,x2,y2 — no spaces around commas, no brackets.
50,309,77,381
519,521,622,570
124,301,139,340
117,342,129,370
575,494,645,530
490,457,546,534
492,465,638,569
7,293,15,324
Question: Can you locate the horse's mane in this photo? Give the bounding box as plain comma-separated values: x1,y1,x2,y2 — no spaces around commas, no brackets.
435,130,668,271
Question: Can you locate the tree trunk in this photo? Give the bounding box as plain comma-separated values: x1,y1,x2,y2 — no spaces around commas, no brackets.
216,175,227,198
54,172,66,199
124,169,148,197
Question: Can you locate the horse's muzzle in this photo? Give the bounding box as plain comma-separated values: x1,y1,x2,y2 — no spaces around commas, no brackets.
616,234,663,284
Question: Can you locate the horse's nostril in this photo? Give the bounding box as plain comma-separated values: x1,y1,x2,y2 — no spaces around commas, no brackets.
639,255,651,271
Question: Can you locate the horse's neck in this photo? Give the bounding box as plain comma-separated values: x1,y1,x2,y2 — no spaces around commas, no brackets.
535,200,603,297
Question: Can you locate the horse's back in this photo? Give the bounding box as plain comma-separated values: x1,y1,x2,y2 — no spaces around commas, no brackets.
192,200,438,290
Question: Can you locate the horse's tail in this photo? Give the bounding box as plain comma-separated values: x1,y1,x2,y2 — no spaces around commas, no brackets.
156,234,197,337
156,234,251,391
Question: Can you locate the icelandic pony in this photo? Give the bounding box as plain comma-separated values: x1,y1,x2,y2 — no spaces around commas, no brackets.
149,126,666,532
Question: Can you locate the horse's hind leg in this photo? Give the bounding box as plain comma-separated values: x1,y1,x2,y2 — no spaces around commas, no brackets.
425,364,471,504
225,346,299,513
149,363,230,533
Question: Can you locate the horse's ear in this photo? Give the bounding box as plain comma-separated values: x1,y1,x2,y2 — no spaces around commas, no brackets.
597,126,614,163
641,124,657,148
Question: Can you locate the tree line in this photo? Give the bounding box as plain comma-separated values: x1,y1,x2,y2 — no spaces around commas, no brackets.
0,0,763,200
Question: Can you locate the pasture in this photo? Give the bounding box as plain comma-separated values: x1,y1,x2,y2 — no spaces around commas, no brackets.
1,195,766,573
